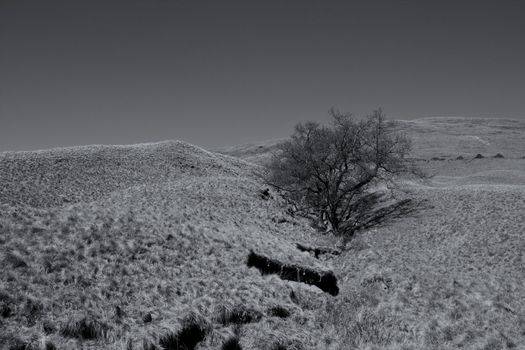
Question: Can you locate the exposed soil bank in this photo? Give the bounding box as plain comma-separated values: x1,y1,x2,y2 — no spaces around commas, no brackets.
246,251,339,296
296,243,341,258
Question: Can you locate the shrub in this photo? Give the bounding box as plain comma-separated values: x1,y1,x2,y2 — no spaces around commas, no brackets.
266,109,417,244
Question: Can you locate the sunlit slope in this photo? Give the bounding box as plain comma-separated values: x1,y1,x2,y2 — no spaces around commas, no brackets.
0,140,337,350
214,117,525,348
328,180,525,348
0,140,250,207
2,117,525,349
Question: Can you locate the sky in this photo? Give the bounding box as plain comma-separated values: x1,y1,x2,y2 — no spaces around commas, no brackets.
1,0,524,151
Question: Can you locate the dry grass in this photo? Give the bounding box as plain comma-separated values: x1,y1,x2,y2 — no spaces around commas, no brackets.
1,118,525,349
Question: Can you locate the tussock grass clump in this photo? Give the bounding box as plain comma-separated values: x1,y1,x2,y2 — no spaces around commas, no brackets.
44,341,57,350
267,305,290,319
221,336,242,350
141,339,158,350
22,298,44,326
142,312,153,323
341,309,395,348
0,291,15,318
60,317,111,340
214,304,263,326
42,320,57,334
270,338,305,350
3,252,28,268
159,313,210,350
2,335,41,350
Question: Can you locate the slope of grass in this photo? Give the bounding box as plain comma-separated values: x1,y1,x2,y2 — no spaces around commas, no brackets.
2,118,525,349
0,140,337,349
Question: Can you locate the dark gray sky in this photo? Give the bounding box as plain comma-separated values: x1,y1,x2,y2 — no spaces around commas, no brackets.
1,0,524,151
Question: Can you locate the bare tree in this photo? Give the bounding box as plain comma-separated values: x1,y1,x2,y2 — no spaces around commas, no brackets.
266,109,418,245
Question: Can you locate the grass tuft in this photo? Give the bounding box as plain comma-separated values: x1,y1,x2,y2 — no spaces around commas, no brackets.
0,291,14,318
42,320,57,334
267,305,290,319
270,338,304,350
22,298,43,326
44,341,57,350
142,312,153,323
141,339,158,350
159,314,210,350
214,304,263,326
221,336,242,350
4,252,28,268
60,317,110,340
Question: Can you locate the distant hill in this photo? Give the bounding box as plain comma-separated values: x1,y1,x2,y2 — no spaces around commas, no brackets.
215,117,525,163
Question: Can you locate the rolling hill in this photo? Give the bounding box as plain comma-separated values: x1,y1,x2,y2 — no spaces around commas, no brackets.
1,118,525,350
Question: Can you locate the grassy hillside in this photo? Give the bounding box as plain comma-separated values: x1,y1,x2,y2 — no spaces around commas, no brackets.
217,117,525,163
1,118,525,349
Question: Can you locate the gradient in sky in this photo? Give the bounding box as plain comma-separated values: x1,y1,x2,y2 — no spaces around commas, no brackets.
1,0,524,151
